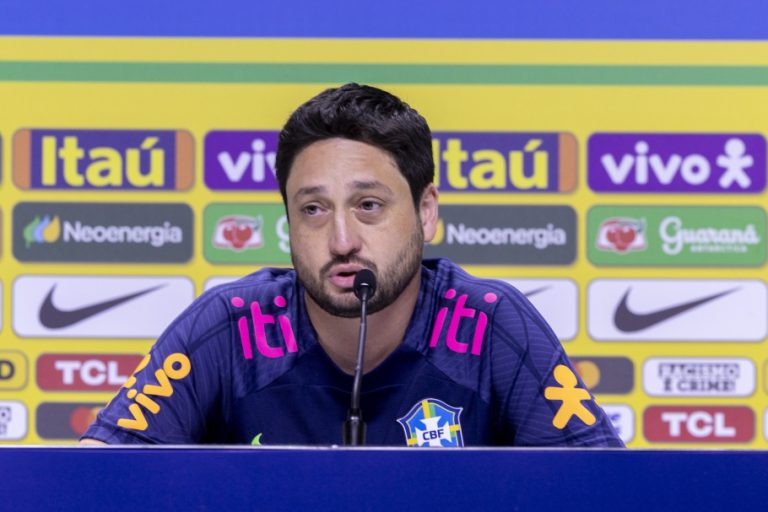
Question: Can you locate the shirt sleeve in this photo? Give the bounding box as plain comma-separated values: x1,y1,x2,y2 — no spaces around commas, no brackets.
81,294,232,444
489,288,624,447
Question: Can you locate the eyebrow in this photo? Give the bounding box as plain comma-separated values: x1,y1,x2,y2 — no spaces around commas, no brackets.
348,180,394,196
292,185,327,202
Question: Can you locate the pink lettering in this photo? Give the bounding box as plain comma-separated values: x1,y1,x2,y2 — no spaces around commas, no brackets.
250,301,283,358
429,307,449,348
237,317,253,359
446,294,475,353
233,297,254,359
232,295,299,359
279,316,298,353
430,289,497,356
470,312,488,356
275,295,297,353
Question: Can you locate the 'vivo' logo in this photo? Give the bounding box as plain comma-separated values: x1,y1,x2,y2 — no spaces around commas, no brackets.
429,289,497,356
204,131,279,190
117,353,191,432
588,133,766,193
232,295,298,359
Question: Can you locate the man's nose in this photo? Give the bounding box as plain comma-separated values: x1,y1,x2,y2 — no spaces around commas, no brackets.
329,212,362,256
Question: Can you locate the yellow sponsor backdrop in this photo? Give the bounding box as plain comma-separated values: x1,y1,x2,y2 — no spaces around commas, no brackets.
1,37,767,446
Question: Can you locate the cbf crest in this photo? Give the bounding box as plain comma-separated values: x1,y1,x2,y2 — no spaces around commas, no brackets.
397,398,464,447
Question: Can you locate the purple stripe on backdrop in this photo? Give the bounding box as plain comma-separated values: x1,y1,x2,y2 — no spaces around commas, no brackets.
0,0,767,40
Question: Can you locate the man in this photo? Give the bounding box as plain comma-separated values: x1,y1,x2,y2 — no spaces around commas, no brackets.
82,83,623,447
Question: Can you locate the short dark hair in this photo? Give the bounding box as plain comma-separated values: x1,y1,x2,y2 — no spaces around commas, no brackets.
275,83,434,208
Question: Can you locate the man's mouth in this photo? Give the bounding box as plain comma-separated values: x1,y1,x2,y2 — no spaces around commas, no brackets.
327,265,364,290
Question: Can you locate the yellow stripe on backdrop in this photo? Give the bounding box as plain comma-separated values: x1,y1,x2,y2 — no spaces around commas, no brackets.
0,37,766,446
3,37,768,65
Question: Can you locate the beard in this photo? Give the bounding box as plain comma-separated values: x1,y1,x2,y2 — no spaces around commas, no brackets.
292,224,424,318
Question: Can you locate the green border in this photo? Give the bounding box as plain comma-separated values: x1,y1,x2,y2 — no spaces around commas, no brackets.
1,62,768,85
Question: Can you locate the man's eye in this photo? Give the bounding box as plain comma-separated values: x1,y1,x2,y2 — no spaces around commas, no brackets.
302,204,321,215
359,200,382,212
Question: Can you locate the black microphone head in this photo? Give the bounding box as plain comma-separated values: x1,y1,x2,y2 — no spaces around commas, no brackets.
353,269,377,300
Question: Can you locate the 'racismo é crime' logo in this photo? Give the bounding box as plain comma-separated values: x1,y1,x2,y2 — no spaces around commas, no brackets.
643,357,755,397
13,129,194,190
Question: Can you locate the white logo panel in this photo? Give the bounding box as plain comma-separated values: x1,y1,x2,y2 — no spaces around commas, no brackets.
0,401,28,440
644,357,755,397
203,276,238,294
764,409,768,442
588,279,767,341
602,404,634,444
504,279,578,341
13,275,194,338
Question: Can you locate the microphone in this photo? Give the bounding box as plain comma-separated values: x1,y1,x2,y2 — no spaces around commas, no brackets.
343,269,377,446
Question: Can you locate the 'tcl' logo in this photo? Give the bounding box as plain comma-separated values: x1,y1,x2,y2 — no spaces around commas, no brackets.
37,354,143,391
643,406,754,443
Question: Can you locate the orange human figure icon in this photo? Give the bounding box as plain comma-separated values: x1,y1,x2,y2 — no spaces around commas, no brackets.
544,365,597,429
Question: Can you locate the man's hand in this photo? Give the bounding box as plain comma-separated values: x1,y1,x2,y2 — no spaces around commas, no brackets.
79,438,107,446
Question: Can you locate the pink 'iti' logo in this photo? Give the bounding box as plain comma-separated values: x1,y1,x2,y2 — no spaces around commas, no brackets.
429,290,497,356
231,296,298,359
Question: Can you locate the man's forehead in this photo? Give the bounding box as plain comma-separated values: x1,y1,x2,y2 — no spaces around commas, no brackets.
292,179,395,201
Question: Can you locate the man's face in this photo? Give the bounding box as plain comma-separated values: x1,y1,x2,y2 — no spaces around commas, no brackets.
285,138,436,317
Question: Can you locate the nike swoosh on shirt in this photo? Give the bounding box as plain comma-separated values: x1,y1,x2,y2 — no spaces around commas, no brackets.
613,287,738,333
39,284,165,329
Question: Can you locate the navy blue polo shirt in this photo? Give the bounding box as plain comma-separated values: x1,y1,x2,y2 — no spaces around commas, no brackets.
84,258,622,447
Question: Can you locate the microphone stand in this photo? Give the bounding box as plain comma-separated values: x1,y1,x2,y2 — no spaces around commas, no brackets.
343,270,375,446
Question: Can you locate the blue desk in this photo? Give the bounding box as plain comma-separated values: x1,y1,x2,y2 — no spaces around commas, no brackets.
1,447,766,511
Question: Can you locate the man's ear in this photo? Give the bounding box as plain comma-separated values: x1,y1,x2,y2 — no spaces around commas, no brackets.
419,184,439,243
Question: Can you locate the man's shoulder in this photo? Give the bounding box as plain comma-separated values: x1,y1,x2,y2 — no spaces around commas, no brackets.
202,267,298,303
423,258,529,307
162,267,299,347
423,258,558,347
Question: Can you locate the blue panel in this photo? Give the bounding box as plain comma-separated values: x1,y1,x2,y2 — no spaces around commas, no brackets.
1,0,767,39
1,447,768,511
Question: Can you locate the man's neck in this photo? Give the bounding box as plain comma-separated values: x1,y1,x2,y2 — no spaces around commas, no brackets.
305,274,421,375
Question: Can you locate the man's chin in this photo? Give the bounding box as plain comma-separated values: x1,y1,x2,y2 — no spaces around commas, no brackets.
317,301,362,318
307,291,361,318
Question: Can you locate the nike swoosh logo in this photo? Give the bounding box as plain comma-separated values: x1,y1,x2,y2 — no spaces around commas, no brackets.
39,284,165,329
523,286,550,299
613,287,738,333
